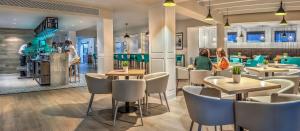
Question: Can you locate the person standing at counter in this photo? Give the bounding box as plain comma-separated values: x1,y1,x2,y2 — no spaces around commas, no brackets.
65,40,79,66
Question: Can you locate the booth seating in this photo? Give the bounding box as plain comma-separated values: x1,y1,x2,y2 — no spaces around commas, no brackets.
229,56,242,64
245,55,264,67
281,57,300,66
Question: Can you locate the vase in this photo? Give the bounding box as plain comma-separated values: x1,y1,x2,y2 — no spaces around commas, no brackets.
263,65,268,69
232,74,241,83
123,66,128,73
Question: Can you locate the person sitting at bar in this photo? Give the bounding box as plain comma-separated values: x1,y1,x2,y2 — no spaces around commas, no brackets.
214,48,229,70
194,48,212,70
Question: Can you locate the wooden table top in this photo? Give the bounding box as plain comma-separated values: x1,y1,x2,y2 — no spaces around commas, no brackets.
246,67,289,73
105,69,145,76
268,63,297,67
204,77,281,94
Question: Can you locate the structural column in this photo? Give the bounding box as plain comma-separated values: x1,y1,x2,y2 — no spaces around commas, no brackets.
149,6,176,98
216,24,225,49
96,10,114,73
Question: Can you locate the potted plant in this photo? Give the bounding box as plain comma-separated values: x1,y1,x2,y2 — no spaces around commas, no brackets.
122,61,129,72
273,55,281,64
263,60,269,69
232,66,241,83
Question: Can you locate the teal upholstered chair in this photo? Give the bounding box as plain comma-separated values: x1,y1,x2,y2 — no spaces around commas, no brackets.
144,54,150,73
129,54,136,68
122,54,129,61
176,54,185,66
136,54,143,69
281,57,300,66
245,55,264,67
113,54,118,69
229,56,242,64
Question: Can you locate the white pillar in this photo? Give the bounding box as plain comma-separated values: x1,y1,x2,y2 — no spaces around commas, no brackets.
149,6,176,98
217,24,225,49
97,10,114,73
187,27,200,65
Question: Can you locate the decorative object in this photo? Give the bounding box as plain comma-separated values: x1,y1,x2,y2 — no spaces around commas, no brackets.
273,55,281,64
176,32,183,50
122,61,129,72
232,66,241,83
124,23,130,38
163,0,176,7
263,60,269,69
205,0,213,21
275,0,286,16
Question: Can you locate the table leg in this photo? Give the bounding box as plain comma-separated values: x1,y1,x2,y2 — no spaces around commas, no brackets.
236,93,244,131
265,72,269,77
118,75,137,113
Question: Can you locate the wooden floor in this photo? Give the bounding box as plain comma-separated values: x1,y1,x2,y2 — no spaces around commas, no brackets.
0,85,234,131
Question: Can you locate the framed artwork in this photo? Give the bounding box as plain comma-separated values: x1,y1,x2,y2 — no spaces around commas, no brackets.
176,32,183,50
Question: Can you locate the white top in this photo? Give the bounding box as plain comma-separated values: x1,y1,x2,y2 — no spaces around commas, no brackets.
68,45,79,64
18,44,27,55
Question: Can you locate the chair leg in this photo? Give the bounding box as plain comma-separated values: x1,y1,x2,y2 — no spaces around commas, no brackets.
198,124,202,131
86,94,95,116
176,80,179,96
220,125,223,131
189,121,194,131
163,92,170,112
159,93,163,105
214,126,217,131
113,101,119,126
138,100,143,126
146,93,149,111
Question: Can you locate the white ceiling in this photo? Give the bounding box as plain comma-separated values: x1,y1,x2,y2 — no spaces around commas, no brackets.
197,0,300,15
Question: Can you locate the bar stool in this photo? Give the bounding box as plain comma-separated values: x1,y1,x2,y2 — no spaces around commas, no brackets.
113,54,118,69
117,54,123,69
144,54,149,74
129,54,136,69
136,54,143,69
69,61,80,83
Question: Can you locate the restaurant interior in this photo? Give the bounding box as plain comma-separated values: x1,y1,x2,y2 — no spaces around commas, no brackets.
1,0,300,131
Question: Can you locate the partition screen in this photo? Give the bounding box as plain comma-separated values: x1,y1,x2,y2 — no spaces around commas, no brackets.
275,31,296,42
227,32,237,43
246,31,265,43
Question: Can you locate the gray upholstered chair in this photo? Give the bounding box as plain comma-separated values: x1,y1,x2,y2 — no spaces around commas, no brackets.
235,100,300,131
190,70,211,86
112,80,146,126
144,72,170,111
247,79,295,103
176,66,189,95
183,86,235,131
85,73,112,115
216,68,232,77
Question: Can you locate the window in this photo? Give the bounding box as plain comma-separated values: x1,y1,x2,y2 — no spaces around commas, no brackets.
246,31,265,42
275,31,296,42
227,32,237,43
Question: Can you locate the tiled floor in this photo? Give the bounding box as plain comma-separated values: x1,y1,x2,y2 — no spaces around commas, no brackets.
0,83,234,131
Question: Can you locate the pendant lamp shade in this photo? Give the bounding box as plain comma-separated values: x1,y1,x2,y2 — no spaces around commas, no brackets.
275,1,287,16
224,8,230,27
282,31,287,37
163,0,176,7
240,32,244,38
205,0,214,21
124,23,130,38
280,16,288,25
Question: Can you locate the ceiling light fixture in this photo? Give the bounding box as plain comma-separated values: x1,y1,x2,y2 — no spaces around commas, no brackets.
163,0,176,7
224,8,230,27
275,0,287,16
124,23,130,38
282,31,287,37
205,0,214,21
280,16,288,25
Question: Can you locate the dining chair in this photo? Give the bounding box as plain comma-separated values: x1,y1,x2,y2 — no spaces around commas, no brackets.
190,70,211,86
183,86,235,131
85,73,112,116
264,75,300,94
176,66,189,95
144,72,170,111
247,79,295,103
216,68,232,78
112,79,146,126
235,100,300,131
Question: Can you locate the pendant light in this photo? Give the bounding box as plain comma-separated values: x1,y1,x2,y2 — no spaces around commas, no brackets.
275,0,287,16
163,0,176,7
224,8,230,27
124,23,130,38
205,0,214,21
280,16,288,25
282,31,287,37
260,25,265,41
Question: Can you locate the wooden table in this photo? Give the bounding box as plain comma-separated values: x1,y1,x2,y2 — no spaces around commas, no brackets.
246,67,289,77
268,63,297,68
203,77,281,100
105,69,145,113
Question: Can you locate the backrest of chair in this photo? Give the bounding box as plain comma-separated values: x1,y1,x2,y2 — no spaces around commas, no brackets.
190,70,211,85
235,101,300,131
217,68,232,77
271,93,300,103
85,74,112,94
183,86,234,125
265,76,300,94
112,80,146,102
144,72,169,93
248,79,294,97
176,66,189,80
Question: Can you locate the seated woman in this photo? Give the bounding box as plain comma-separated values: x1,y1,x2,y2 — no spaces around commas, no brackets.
214,48,229,70
194,48,212,70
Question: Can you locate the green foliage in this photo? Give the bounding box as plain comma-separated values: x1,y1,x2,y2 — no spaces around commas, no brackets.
263,60,269,65
232,66,241,75
122,61,129,67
